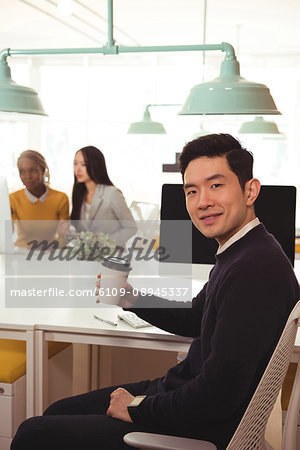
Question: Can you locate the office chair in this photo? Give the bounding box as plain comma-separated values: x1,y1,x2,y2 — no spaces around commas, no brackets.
130,201,160,222
129,201,160,244
124,300,300,450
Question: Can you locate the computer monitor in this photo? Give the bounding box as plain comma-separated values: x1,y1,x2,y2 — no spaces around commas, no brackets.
0,176,14,254
160,184,296,266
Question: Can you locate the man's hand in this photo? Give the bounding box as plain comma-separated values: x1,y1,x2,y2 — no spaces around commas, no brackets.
95,274,139,308
106,388,134,422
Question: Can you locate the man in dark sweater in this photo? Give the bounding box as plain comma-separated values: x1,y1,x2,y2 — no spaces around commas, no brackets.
11,134,300,450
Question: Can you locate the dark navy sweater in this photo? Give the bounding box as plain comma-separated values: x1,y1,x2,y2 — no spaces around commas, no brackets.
131,224,300,449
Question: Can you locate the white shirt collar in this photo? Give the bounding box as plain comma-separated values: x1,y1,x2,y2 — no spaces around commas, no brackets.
216,217,260,255
25,186,48,203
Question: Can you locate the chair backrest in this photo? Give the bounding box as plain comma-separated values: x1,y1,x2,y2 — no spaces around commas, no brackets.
129,201,160,243
130,201,159,221
227,300,300,449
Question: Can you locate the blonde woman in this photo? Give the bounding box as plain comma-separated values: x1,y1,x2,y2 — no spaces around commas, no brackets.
10,150,69,247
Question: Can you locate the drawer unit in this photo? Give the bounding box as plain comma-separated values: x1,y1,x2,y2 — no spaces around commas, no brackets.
0,375,25,450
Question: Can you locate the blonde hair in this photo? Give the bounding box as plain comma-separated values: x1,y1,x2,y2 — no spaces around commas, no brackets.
17,150,50,185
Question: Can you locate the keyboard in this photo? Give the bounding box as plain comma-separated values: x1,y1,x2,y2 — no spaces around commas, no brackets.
117,311,152,329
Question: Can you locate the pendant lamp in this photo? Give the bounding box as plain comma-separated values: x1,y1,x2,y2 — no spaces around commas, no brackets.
0,60,47,116
127,106,166,134
0,1,280,118
179,59,280,115
238,116,280,134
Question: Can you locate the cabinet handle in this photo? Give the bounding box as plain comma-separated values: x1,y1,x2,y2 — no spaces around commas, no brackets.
0,388,4,394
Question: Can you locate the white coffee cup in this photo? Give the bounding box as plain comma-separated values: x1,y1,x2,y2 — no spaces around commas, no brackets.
99,256,132,305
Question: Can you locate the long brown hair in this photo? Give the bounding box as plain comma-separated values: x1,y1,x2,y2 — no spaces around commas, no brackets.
71,146,113,221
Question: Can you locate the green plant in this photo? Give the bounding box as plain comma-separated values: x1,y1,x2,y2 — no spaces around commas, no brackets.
69,231,115,262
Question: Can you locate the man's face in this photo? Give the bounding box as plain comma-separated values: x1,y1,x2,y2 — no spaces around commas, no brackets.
183,156,256,246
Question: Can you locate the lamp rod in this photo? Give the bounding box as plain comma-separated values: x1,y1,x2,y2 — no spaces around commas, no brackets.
107,0,115,48
146,103,182,109
202,0,207,81
0,0,236,65
0,42,236,63
117,43,235,58
143,103,182,117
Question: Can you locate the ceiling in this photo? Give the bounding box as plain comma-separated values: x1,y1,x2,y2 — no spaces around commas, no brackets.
0,0,299,60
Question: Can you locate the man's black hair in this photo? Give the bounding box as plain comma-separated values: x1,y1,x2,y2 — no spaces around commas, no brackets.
179,133,253,190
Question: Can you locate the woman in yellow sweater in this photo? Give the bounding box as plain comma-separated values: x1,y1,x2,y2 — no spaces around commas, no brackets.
10,150,69,248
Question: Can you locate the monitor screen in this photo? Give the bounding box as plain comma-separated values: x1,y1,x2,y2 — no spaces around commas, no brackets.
160,184,296,266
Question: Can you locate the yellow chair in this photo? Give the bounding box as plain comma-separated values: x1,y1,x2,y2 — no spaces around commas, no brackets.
0,339,69,384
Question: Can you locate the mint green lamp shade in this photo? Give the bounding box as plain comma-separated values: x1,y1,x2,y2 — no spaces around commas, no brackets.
0,61,47,116
238,116,280,134
127,108,166,134
180,59,280,115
